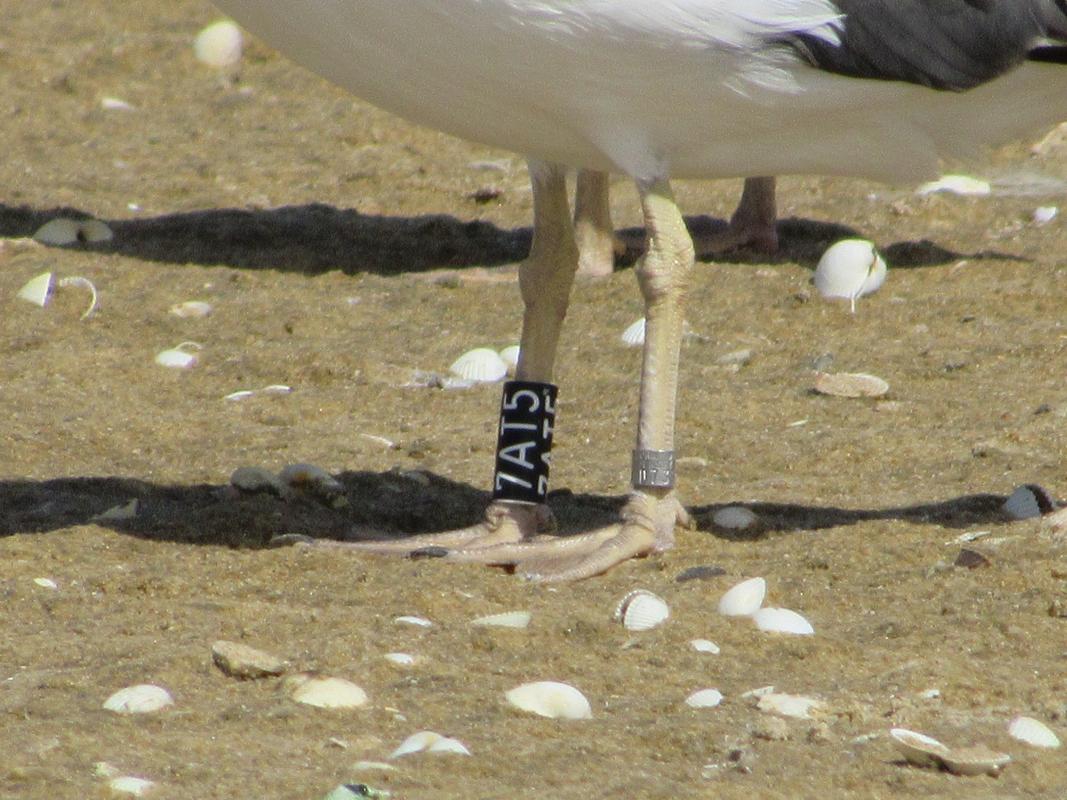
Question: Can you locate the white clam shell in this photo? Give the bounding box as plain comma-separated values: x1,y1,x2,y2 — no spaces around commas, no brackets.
753,607,814,636
107,776,155,797
917,174,991,196
813,371,889,398
717,577,766,617
169,300,213,318
155,341,202,369
711,506,759,530
940,745,1011,777
1008,715,1061,748
449,347,508,382
33,577,58,589
505,681,592,719
1003,484,1057,520
757,692,823,719
814,239,887,312
471,610,531,628
288,674,368,709
1033,206,1058,225
498,344,521,373
16,272,54,306
390,730,471,758
194,20,244,68
685,688,723,709
620,317,645,347
101,96,136,111
689,639,720,654
889,728,951,767
103,684,174,714
613,590,669,631
33,217,112,245
394,615,433,627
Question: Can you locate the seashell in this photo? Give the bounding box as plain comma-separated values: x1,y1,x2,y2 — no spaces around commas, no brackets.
449,347,508,382
814,239,887,312
286,674,367,709
33,577,58,589
717,577,766,617
471,610,531,628
57,276,98,319
224,390,256,401
169,300,213,318
211,640,287,679
685,689,723,709
753,607,814,635
194,20,244,68
107,776,155,797
389,730,471,758
917,174,991,196
813,371,889,398
33,217,112,245
394,615,433,627
613,590,669,631
741,685,776,699
155,341,201,369
1033,206,1058,225
1008,715,1061,748
92,499,139,522
711,506,760,530
1003,484,1057,520
757,693,823,719
689,639,720,654
101,96,135,112
383,652,416,667
940,745,1011,777
505,681,592,719
889,728,951,768
16,272,54,306
261,384,292,394
498,345,521,374
620,317,645,347
103,684,174,714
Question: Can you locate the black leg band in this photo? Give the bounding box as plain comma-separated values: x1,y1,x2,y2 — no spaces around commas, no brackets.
492,381,558,504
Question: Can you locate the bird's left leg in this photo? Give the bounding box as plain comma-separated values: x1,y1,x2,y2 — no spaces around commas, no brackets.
574,169,618,277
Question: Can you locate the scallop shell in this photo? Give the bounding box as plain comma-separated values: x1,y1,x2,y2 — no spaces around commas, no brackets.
498,345,521,374
390,730,471,758
103,684,174,714
685,689,723,709
753,607,814,636
613,590,669,631
620,317,645,347
505,681,592,719
889,728,951,767
814,239,887,312
1008,715,1061,748
717,577,766,617
449,347,508,382
757,693,823,719
1003,484,1057,520
813,371,889,398
287,674,367,709
16,272,54,306
471,610,531,628
194,20,244,68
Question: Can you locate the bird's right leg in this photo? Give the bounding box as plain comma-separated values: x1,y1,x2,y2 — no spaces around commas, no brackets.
574,169,618,277
692,176,778,256
339,160,578,554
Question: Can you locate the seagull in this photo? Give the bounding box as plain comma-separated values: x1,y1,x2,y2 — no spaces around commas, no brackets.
574,172,778,277
213,0,1067,580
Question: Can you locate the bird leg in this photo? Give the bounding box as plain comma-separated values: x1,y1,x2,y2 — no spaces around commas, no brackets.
574,169,619,277
693,176,779,257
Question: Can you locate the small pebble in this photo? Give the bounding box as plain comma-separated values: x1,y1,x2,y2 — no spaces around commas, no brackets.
954,548,991,569
711,506,760,531
211,640,287,679
675,565,726,583
103,684,174,714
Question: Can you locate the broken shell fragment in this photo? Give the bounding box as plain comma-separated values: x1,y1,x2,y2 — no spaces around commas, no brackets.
814,239,887,312
690,639,720,654
940,745,1011,777
917,174,991,196
16,272,54,306
1003,484,1057,520
813,371,889,398
753,607,814,636
155,342,202,369
498,344,521,374
889,728,952,768
194,19,244,68
757,693,823,719
389,730,471,758
394,615,433,627
449,347,508,383
505,681,592,719
383,652,416,667
471,610,531,628
169,300,213,318
1008,715,1061,748
58,276,98,319
613,590,669,631
685,689,723,709
107,776,155,797
211,640,287,679
717,577,766,617
103,684,174,714
286,674,368,709
620,317,645,347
